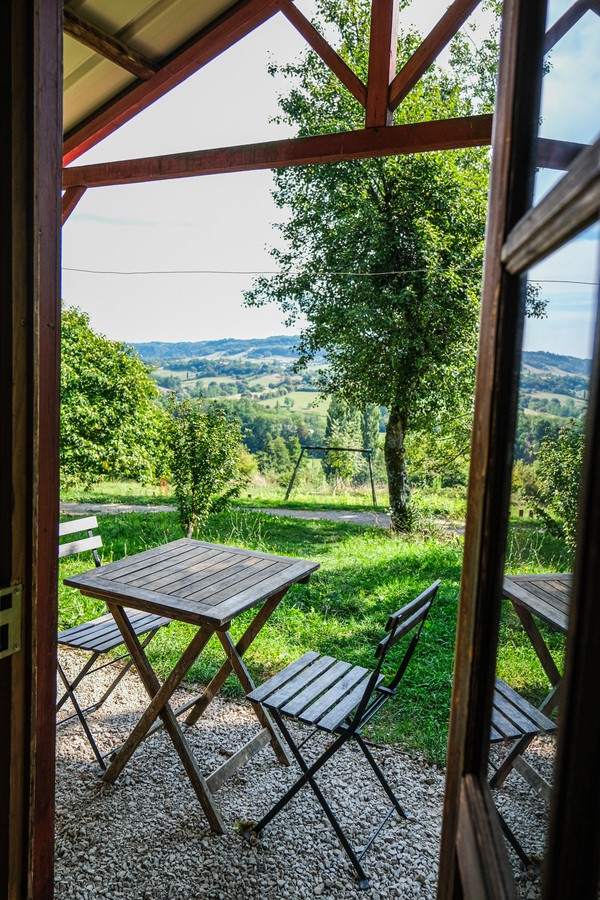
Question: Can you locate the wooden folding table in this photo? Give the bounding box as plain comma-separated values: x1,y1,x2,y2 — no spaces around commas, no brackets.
502,573,571,700
491,573,571,794
64,537,319,833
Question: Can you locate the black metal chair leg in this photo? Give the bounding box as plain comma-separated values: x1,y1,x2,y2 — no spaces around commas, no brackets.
355,734,407,819
57,662,106,770
253,712,370,889
92,627,159,710
495,808,533,870
56,651,101,712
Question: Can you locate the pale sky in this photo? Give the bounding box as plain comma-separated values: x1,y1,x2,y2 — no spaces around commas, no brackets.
62,0,600,358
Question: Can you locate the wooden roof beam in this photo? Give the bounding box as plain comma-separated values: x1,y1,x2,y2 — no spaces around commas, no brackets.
64,7,158,81
62,114,493,188
544,0,595,53
277,0,366,107
61,185,87,225
389,0,482,112
63,0,282,166
366,0,398,127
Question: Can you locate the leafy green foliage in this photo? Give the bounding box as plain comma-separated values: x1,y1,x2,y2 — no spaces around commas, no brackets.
167,399,246,537
246,0,491,529
534,420,584,551
61,305,164,488
322,396,362,491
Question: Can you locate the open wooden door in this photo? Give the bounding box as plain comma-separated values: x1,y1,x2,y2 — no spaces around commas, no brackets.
438,0,600,897
0,2,62,898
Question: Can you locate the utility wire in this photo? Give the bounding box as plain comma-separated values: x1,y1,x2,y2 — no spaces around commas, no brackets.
61,265,600,286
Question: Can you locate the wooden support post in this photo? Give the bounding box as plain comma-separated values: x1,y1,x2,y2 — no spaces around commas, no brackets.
544,0,592,52
61,185,86,225
216,630,291,765
285,447,305,500
184,588,287,726
366,0,398,127
0,3,62,898
102,607,225,833
437,0,548,896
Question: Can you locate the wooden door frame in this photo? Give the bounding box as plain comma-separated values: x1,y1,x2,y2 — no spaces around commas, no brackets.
0,2,62,898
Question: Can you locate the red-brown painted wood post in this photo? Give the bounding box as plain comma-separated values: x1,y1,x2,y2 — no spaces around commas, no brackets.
0,1,62,898
366,0,398,127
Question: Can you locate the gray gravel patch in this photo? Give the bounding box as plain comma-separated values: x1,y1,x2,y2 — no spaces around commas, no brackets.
56,649,548,898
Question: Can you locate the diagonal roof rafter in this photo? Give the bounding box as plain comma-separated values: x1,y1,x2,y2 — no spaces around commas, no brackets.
63,0,595,199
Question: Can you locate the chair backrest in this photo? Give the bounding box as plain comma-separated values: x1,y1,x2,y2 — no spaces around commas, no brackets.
58,516,102,567
351,579,441,728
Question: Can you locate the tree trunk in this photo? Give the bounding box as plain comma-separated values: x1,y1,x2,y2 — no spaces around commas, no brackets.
384,405,412,531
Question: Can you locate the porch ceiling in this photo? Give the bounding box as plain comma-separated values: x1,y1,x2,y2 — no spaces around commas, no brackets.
64,0,241,141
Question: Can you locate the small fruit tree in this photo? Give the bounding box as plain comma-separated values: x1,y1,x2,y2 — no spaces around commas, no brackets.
168,399,246,538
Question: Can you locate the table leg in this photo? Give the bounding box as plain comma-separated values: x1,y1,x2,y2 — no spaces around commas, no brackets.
511,601,562,686
102,605,225,833
216,630,291,766
185,589,287,727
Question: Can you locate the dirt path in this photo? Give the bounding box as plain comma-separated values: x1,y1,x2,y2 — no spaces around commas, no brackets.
60,502,464,534
59,501,388,527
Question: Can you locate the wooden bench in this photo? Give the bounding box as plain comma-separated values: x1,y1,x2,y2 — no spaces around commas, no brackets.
57,516,172,769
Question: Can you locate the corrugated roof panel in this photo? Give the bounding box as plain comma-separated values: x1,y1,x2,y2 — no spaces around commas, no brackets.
64,0,240,134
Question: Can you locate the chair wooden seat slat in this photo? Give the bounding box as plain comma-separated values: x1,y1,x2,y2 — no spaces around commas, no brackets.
247,650,321,703
59,610,172,652
280,659,352,717
57,517,172,768
298,665,370,725
262,654,338,711
244,580,441,891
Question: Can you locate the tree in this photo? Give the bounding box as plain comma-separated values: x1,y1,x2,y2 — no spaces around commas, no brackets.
534,420,584,552
61,305,164,488
246,0,491,529
322,396,362,492
167,399,245,538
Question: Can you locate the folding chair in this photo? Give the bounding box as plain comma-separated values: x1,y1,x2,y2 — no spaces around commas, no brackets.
489,676,558,868
57,516,172,769
245,579,441,890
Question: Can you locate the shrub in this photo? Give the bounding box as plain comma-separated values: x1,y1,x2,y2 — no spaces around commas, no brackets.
167,399,246,538
534,420,584,551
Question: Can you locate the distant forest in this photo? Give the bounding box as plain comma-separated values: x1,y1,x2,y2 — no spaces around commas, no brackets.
133,335,314,360
521,350,592,375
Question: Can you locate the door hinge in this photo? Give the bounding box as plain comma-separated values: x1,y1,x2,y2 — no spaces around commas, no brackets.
0,584,22,659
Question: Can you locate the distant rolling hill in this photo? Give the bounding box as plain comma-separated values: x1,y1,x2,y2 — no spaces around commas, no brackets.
521,350,591,375
133,335,301,360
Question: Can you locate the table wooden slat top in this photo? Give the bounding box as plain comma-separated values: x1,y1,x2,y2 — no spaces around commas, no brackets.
502,573,571,634
64,538,320,628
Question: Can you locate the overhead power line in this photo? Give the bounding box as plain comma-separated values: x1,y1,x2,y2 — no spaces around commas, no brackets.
61,265,600,286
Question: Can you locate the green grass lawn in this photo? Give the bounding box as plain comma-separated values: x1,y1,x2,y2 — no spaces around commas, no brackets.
239,482,467,525
61,480,175,506
59,504,569,765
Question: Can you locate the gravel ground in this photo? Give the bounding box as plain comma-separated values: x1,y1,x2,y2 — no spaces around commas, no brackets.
56,649,550,899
